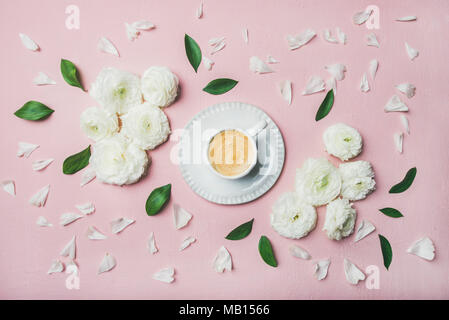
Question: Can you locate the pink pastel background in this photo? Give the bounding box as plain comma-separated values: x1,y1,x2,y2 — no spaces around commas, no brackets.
1,0,448,299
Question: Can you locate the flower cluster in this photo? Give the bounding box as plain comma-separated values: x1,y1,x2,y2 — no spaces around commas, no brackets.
270,123,376,240
80,66,178,185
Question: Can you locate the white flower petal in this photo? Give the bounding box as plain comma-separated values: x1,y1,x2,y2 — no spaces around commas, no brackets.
385,95,408,112
302,76,325,95
344,258,365,285
80,166,96,187
60,236,76,259
173,203,193,230
242,28,248,43
125,23,139,41
360,73,370,92
48,259,64,274
110,217,135,234
266,55,279,64
213,246,232,273
132,20,155,30
323,29,338,43
36,216,53,227
19,33,39,51
98,37,119,57
369,59,378,79
60,212,84,226
29,184,50,207
286,29,316,50
353,9,372,25
394,132,404,153
314,259,330,280
324,199,357,240
354,220,376,242
202,56,214,71
86,226,107,240
401,115,410,134
249,56,274,74
323,123,363,161
153,267,175,283
396,16,417,22
407,237,435,261
209,37,225,46
366,33,379,48
32,158,54,171
1,180,15,196
76,202,95,215
141,66,178,108
196,2,203,19
148,232,158,254
33,72,56,85
289,245,311,260
17,142,39,158
325,64,346,81
210,40,226,55
180,236,196,251
98,253,116,274
339,161,376,201
396,83,416,98
405,42,419,60
279,80,292,105
336,27,347,44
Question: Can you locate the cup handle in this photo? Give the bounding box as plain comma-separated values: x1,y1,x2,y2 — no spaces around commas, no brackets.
246,120,267,138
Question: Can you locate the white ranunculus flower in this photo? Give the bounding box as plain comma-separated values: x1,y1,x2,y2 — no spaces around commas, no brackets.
323,123,362,161
270,192,317,239
323,198,356,240
80,107,119,142
141,66,178,108
90,134,149,186
121,102,171,150
339,161,376,201
295,158,341,206
90,67,142,115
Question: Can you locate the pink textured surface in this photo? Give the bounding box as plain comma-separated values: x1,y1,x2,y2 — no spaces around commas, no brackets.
1,0,448,299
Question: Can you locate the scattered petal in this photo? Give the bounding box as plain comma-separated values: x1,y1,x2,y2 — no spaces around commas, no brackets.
396,16,417,22
344,258,365,285
76,202,95,215
33,72,56,85
366,33,380,48
314,259,330,280
242,28,248,44
48,259,64,274
396,83,416,98
80,166,96,187
60,236,76,259
148,232,158,254
249,56,274,74
202,56,214,71
401,115,410,134
323,29,338,43
213,246,232,273
153,267,175,283
1,180,15,196
98,253,116,274
32,158,54,171
336,27,347,44
302,76,325,95
98,37,119,57
110,217,135,234
173,203,193,229
394,132,404,153
286,29,316,50
125,23,139,41
196,2,203,19
405,42,419,60
369,59,379,79
86,226,107,240
353,9,372,25
360,73,370,92
180,236,196,251
407,237,435,261
279,80,292,105
267,55,279,64
289,245,311,260
208,37,225,46
327,77,337,95
385,95,408,112
17,142,39,158
36,216,53,227
29,184,50,207
325,63,346,81
19,33,39,51
131,20,155,30
60,212,83,226
354,220,376,242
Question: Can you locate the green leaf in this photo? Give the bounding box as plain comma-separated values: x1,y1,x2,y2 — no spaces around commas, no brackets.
225,218,254,240
146,184,171,216
60,59,84,90
315,89,334,121
203,78,238,95
14,101,54,121
184,34,202,72
379,234,393,270
389,167,417,194
258,235,277,267
63,145,91,175
379,207,404,218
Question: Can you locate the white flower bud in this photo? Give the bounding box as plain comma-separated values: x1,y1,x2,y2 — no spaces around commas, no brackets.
323,198,356,240
323,123,362,161
141,66,178,108
80,107,118,142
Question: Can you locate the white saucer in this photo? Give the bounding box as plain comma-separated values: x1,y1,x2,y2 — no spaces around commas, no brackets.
178,101,285,205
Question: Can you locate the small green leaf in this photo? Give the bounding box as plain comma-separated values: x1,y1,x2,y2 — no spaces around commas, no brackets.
63,145,91,175
258,235,277,267
315,89,334,121
146,184,171,216
203,78,238,95
60,59,84,90
379,207,404,218
379,234,393,270
14,101,54,121
389,167,417,193
184,34,202,73
225,218,254,240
